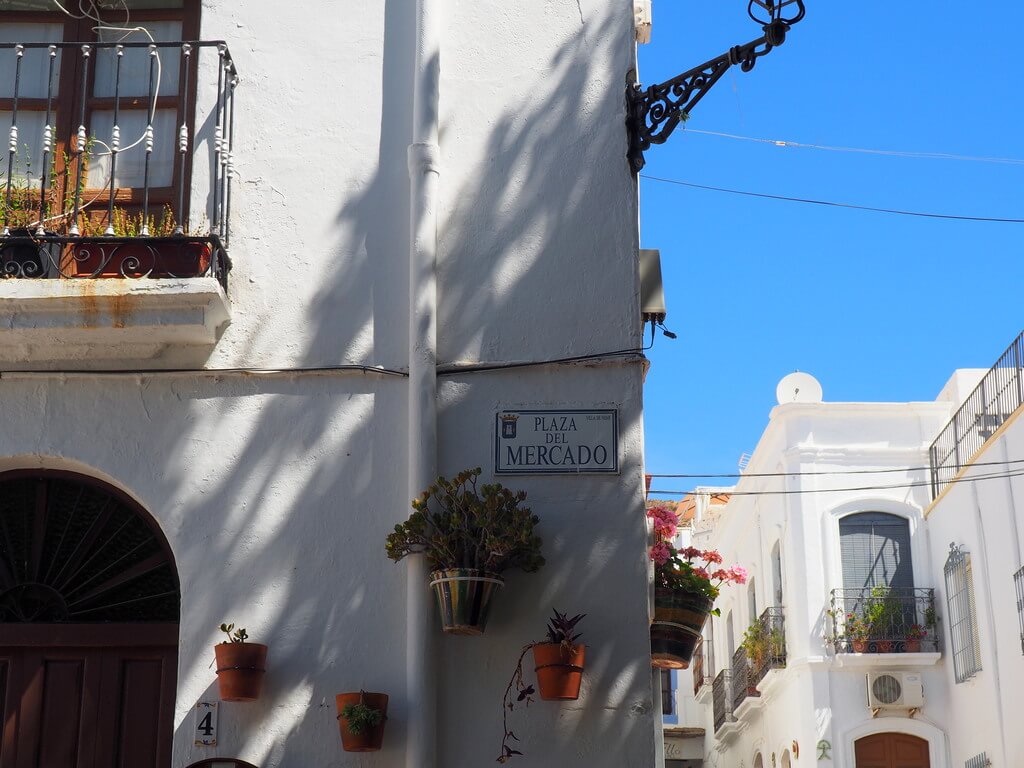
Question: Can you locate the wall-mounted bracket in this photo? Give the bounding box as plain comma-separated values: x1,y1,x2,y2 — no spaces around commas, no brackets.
626,1,805,173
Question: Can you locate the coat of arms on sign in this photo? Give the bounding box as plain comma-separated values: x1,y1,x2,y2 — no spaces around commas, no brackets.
500,413,519,439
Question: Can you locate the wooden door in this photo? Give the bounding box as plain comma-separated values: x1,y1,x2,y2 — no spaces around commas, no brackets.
855,732,930,768
0,625,177,768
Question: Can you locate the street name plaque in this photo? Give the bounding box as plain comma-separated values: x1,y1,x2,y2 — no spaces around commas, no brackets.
495,409,618,475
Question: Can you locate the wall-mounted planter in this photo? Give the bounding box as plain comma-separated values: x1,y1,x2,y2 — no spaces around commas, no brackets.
429,568,504,635
533,643,585,700
650,589,713,669
336,691,388,752
214,642,268,702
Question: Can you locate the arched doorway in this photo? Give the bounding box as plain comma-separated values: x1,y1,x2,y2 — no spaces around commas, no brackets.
0,470,179,767
854,732,930,768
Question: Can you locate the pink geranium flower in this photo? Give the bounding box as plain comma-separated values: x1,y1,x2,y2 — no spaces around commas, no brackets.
650,542,672,566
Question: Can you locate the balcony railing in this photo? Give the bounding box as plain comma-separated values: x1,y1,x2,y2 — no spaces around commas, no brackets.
829,587,938,654
930,331,1024,498
711,669,735,733
0,40,237,289
730,646,756,710
750,606,786,686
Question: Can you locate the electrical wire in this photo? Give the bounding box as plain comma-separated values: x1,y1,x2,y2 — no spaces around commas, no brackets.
649,466,1024,497
0,347,650,380
639,175,1024,224
437,349,645,375
647,458,1024,479
685,128,1024,167
0,364,408,379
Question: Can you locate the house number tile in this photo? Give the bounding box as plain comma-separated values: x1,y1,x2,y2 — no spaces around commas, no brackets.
194,701,219,746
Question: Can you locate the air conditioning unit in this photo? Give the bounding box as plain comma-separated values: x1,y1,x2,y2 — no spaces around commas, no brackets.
865,672,924,709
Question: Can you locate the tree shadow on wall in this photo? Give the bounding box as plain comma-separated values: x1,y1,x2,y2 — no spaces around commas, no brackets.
145,2,653,767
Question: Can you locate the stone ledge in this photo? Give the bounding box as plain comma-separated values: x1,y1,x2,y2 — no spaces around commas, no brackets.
833,652,941,669
0,278,230,366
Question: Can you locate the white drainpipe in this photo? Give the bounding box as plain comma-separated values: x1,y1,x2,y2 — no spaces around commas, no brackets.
406,0,441,762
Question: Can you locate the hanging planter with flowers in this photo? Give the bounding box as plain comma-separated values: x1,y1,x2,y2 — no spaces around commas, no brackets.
647,504,747,669
385,468,544,635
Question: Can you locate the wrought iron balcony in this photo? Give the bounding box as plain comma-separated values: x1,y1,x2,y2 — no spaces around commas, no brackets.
711,669,735,733
730,646,757,710
829,588,939,654
0,39,237,289
749,606,786,686
930,331,1024,498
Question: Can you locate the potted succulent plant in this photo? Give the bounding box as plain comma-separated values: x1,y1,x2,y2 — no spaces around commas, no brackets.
214,623,268,702
385,468,544,635
647,504,747,669
335,690,388,752
497,608,587,763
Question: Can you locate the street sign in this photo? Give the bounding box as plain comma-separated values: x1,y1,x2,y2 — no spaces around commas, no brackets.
495,409,618,475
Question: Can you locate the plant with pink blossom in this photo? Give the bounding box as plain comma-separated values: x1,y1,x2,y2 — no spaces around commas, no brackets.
647,504,746,611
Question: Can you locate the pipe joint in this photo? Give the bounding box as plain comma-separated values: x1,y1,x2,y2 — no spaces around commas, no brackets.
408,142,441,176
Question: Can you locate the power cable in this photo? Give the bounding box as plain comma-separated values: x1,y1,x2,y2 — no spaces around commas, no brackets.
640,175,1024,224
646,457,1024,479
648,467,1024,497
685,128,1024,167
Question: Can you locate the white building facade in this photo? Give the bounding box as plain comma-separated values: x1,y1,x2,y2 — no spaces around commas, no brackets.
667,332,1024,768
0,1,659,766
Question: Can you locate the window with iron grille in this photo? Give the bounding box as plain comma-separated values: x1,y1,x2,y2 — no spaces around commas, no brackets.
944,543,982,682
965,752,990,768
1015,565,1024,654
660,669,674,715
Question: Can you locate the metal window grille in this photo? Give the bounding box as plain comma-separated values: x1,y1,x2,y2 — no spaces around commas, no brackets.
965,752,990,768
1015,566,1024,654
661,669,674,715
945,543,982,682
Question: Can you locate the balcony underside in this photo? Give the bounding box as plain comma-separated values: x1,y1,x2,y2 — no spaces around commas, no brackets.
0,277,230,366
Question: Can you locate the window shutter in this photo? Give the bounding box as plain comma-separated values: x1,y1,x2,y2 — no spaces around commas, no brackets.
839,512,914,591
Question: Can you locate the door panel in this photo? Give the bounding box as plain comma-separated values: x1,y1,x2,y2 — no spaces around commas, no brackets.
855,732,930,768
36,659,86,768
1,640,176,768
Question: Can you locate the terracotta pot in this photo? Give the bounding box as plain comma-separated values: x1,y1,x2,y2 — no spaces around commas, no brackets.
336,691,388,752
650,589,713,669
428,569,504,635
851,639,868,653
214,642,268,702
904,638,922,653
874,640,894,653
533,643,586,700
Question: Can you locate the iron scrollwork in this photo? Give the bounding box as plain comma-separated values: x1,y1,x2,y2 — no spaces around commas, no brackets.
626,0,805,173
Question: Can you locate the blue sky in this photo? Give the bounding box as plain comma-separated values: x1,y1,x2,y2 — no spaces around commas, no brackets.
638,1,1024,485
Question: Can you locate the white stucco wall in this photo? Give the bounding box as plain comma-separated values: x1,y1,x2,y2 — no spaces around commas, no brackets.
0,0,652,766
925,407,1024,767
682,393,961,768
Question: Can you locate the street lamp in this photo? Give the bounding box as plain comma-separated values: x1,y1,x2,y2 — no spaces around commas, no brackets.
626,0,806,173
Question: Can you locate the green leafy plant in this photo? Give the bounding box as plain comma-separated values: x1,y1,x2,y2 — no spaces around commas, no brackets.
219,622,249,643
385,468,544,574
740,620,784,666
340,698,384,736
497,609,586,763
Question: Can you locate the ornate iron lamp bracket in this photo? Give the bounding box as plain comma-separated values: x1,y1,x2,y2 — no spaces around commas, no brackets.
626,0,805,173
